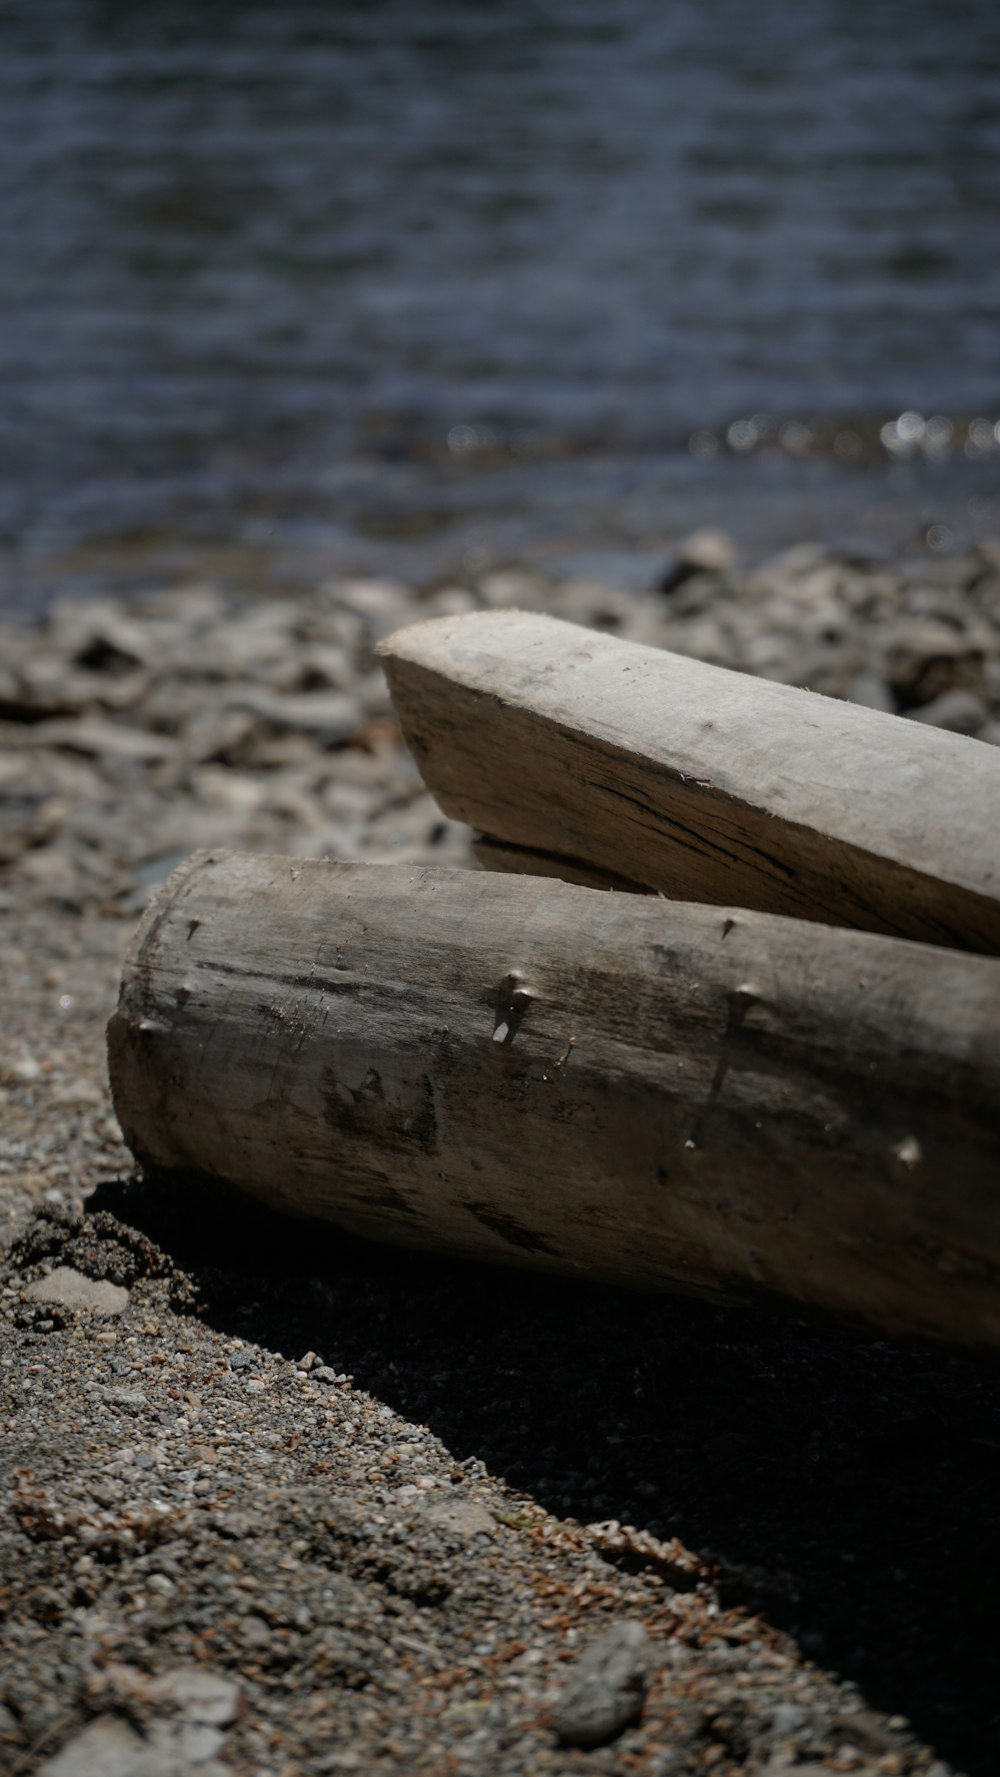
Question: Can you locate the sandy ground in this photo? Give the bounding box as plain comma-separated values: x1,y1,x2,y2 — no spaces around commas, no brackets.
2,544,999,1776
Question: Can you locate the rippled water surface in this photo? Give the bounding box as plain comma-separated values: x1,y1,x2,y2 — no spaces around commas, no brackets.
3,0,1000,605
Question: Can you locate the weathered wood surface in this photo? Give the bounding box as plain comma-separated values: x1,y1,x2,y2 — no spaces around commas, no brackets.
109,852,1000,1347
472,835,647,893
379,611,1000,953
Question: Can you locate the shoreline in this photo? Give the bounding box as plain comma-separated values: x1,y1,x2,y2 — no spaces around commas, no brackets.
3,535,998,921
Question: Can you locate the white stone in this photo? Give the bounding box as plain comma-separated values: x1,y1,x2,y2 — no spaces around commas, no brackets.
23,1267,129,1316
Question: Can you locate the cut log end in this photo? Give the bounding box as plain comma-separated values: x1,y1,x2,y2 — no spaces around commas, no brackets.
379,612,1000,954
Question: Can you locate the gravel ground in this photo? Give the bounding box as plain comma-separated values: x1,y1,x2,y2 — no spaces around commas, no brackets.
2,539,1000,1777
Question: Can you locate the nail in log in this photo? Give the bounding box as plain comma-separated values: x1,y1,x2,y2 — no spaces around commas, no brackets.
108,852,1000,1349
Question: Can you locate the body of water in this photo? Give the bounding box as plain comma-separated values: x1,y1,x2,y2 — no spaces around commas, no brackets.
3,0,1000,607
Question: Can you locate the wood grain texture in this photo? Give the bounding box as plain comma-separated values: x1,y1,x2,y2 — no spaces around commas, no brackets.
472,835,647,893
379,611,1000,952
108,852,1000,1347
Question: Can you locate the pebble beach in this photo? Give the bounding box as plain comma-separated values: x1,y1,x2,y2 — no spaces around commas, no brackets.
3,540,1000,1776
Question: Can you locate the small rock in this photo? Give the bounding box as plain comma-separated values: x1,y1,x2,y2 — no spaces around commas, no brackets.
551,1619,652,1748
312,1364,341,1384
38,1716,145,1777
149,1720,225,1765
847,672,895,713
477,569,549,609
335,576,411,626
49,597,150,664
358,668,395,719
422,585,479,619
23,1267,129,1316
832,1704,908,1756
1,1054,40,1084
240,1613,272,1650
419,1497,496,1539
295,642,352,690
659,527,736,593
50,1076,106,1108
770,1701,809,1741
907,688,988,734
215,1508,259,1540
146,1666,242,1726
668,615,731,666
100,1386,148,1409
22,718,178,763
882,620,984,709
181,708,259,766
226,687,360,747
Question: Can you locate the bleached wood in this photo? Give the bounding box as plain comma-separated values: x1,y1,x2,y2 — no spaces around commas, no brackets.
109,852,1000,1348
379,611,1000,953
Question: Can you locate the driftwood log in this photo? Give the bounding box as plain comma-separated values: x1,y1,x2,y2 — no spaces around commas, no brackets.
379,611,1000,953
108,851,1000,1347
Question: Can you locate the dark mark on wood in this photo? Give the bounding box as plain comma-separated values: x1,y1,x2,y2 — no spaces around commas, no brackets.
465,1203,561,1257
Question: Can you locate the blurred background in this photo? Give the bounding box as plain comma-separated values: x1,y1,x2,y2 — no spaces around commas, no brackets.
2,0,1000,612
